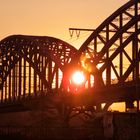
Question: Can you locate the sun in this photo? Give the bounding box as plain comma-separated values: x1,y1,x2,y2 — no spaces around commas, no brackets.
71,71,85,85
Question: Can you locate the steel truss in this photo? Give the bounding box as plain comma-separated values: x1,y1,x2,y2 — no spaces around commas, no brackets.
77,0,140,87
0,0,140,122
0,35,77,102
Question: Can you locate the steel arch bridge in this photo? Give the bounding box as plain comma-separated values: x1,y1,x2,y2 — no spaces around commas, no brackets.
0,0,140,116
76,0,140,110
78,0,140,85
0,35,77,100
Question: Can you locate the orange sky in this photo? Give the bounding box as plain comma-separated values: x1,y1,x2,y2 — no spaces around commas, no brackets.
0,0,128,48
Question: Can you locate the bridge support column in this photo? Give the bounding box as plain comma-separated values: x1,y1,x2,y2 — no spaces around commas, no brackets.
125,101,134,112
96,104,102,112
136,100,139,112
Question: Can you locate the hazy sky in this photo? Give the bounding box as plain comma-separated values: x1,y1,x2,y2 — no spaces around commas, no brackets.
0,0,128,48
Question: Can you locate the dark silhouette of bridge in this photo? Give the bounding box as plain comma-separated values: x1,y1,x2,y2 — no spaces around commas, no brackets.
0,0,140,121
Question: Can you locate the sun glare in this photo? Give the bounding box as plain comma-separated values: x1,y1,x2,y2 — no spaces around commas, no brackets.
71,71,85,85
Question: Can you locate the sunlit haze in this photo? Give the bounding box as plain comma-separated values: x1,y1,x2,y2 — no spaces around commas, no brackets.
71,71,85,85
0,0,128,48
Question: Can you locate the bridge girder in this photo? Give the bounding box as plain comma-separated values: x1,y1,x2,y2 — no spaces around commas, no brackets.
0,35,77,101
77,0,140,87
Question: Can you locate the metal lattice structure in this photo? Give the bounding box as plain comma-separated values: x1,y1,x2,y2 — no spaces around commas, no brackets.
77,0,140,87
0,35,77,101
0,0,140,114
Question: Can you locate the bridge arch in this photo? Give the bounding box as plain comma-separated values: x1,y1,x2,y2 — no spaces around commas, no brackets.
78,0,140,87
0,35,77,101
